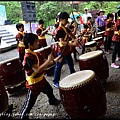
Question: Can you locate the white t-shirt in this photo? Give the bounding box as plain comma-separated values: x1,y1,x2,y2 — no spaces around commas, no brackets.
82,13,92,24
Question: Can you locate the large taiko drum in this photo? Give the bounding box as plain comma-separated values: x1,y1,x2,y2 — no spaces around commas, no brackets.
59,70,107,119
79,50,109,85
96,31,105,38
85,41,97,53
92,37,104,50
0,57,26,94
0,78,13,119
50,41,58,57
0,78,9,113
35,46,52,59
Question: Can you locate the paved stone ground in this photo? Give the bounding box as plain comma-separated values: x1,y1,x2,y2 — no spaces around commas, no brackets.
0,36,120,119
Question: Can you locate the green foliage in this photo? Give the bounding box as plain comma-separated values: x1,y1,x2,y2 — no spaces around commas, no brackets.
0,1,22,24
1,1,120,25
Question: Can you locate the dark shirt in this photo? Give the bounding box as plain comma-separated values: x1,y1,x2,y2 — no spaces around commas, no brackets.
36,28,48,36
26,58,35,68
56,27,71,41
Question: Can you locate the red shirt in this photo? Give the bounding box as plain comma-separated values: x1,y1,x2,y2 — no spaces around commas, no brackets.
112,18,120,42
104,19,114,37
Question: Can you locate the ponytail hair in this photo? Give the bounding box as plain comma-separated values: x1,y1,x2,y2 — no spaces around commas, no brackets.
115,12,118,22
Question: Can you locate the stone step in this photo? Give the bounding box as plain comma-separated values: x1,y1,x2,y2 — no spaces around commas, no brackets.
4,39,16,43
2,36,15,40
0,31,9,34
7,41,17,48
0,40,11,53
0,34,13,37
0,29,7,32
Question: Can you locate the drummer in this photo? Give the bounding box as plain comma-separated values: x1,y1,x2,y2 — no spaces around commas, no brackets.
52,12,79,88
111,10,120,69
67,22,80,61
36,19,50,48
104,13,114,54
19,33,62,119
86,16,95,40
16,23,26,63
81,24,91,54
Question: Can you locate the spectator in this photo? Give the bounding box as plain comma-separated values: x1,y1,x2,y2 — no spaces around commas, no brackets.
82,8,92,24
96,10,107,32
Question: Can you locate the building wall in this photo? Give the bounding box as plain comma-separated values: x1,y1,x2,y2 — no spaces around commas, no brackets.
0,5,7,25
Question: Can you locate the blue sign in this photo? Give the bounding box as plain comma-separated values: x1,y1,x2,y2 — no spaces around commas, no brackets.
0,5,7,25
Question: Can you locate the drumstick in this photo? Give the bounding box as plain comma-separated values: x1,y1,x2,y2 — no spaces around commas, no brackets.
58,38,70,59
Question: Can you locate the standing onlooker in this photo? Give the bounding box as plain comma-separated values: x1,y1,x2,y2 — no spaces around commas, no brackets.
96,10,107,32
82,8,92,25
111,10,120,69
16,23,26,63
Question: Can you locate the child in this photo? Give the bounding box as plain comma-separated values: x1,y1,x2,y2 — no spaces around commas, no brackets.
19,33,62,119
36,19,50,48
52,22,59,42
68,23,79,61
80,24,91,54
87,16,94,40
111,10,120,69
16,23,26,63
104,13,114,54
52,12,78,88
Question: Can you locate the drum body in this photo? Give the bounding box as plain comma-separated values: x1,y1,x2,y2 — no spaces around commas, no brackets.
59,70,107,119
96,31,105,38
0,78,9,113
92,37,104,50
85,41,97,52
51,42,58,57
0,57,26,94
79,50,109,84
38,46,52,59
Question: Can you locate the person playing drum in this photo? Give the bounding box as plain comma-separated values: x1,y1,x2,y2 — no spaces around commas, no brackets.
80,24,91,54
86,16,94,41
19,33,62,119
52,12,79,88
104,13,114,54
67,22,80,61
36,19,50,48
16,23,26,63
111,10,120,69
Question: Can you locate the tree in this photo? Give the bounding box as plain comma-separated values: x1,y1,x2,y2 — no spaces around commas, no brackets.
1,1,120,25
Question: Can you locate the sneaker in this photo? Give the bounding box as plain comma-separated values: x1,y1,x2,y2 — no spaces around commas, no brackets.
116,57,120,62
111,63,119,69
50,99,61,105
52,83,59,88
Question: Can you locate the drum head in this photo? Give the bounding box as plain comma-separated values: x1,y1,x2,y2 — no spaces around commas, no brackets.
51,41,58,45
59,70,95,89
92,37,103,41
0,57,19,65
79,50,103,60
85,41,96,46
34,47,44,52
44,45,51,50
97,31,105,35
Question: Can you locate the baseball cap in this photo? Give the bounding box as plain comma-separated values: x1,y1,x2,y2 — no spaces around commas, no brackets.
84,8,88,10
